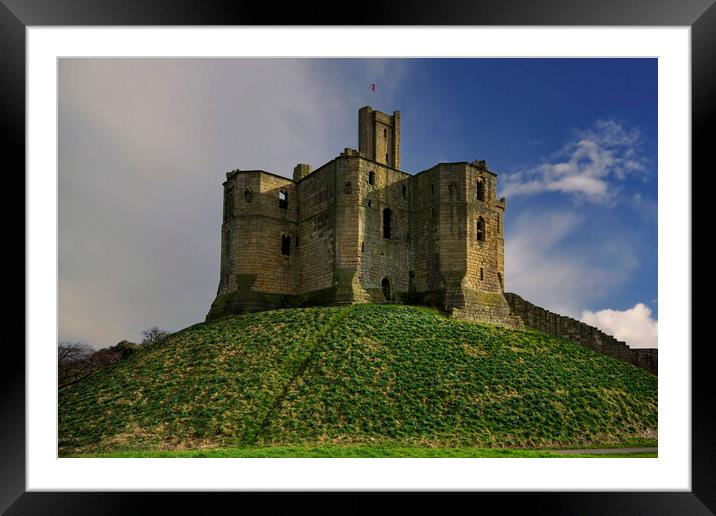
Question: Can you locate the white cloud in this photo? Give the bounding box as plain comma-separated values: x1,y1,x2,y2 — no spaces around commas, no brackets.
505,210,638,318
505,208,654,350
501,119,648,204
581,303,658,349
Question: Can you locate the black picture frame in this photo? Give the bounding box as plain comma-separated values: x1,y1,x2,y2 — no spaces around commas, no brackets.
3,0,710,512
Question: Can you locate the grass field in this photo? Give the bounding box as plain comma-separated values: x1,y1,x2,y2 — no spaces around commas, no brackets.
70,445,657,458
59,305,657,457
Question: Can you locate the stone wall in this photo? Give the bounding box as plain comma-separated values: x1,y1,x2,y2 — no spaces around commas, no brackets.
355,157,411,303
333,154,365,304
217,170,298,297
407,161,513,324
452,289,522,328
463,163,506,295
296,161,336,294
504,293,658,375
409,165,444,294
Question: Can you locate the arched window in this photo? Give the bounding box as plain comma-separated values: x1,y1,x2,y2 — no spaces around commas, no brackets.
383,208,392,239
477,217,486,242
278,190,288,209
476,180,485,201
368,171,375,185
281,234,291,256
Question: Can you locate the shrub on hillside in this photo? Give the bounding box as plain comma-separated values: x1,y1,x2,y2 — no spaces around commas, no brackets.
103,340,138,358
90,349,123,368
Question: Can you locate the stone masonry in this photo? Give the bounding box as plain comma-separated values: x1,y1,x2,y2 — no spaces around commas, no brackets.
207,106,518,327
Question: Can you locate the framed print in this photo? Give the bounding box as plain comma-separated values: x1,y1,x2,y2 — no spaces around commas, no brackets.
3,0,711,512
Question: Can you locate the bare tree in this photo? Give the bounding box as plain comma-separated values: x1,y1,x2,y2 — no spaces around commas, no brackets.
58,341,93,367
141,327,170,347
58,341,94,386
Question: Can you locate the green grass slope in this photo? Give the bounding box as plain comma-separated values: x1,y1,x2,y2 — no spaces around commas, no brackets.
59,305,657,455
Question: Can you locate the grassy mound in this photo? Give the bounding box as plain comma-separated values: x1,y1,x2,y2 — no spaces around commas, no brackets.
59,305,657,455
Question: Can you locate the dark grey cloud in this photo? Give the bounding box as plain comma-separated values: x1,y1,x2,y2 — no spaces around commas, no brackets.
58,58,406,348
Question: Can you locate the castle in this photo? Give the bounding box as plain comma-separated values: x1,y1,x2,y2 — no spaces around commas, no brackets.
206,106,657,374
207,106,519,327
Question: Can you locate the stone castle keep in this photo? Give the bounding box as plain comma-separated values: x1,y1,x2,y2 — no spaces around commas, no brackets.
208,106,518,327
207,106,657,374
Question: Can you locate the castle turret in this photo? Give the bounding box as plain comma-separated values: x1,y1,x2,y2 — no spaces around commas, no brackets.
292,163,312,181
358,106,400,169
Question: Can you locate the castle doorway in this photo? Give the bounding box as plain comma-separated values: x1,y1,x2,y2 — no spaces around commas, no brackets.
382,277,391,301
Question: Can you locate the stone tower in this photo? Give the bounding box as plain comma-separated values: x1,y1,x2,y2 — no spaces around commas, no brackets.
207,106,519,328
358,106,400,169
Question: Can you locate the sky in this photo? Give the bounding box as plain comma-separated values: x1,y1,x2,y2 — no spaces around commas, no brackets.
58,58,658,349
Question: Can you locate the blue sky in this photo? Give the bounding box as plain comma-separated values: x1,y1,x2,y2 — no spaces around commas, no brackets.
326,58,658,346
59,58,657,348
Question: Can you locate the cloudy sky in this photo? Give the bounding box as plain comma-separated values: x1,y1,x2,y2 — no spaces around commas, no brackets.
58,58,658,349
